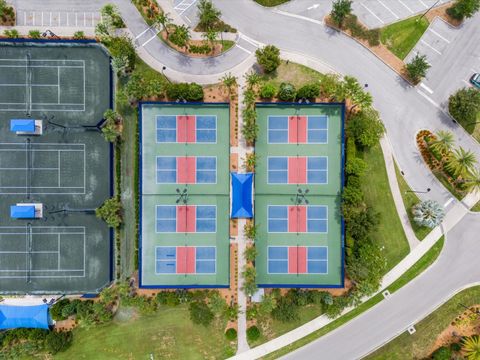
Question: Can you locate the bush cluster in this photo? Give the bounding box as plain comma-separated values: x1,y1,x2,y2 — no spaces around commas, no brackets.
343,15,380,46
189,44,212,54
166,82,204,101
277,82,296,101
0,328,72,357
50,298,113,325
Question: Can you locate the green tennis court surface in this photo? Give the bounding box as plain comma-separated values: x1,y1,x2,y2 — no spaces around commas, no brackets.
140,103,230,288
255,103,344,287
0,42,112,294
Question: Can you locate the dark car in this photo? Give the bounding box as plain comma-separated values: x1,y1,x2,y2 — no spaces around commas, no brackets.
471,73,480,89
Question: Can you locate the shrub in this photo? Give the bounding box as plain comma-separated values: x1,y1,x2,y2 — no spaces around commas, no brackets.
197,0,221,31
345,158,367,177
244,245,258,263
451,342,462,352
4,29,19,38
255,45,281,73
296,83,320,101
73,31,85,39
50,299,71,321
259,83,277,99
101,4,125,29
169,24,190,48
431,346,452,360
347,108,385,148
189,301,214,326
244,221,257,240
446,0,480,20
45,331,73,354
96,197,123,228
246,326,261,342
412,200,445,228
28,30,41,39
405,54,430,84
189,44,211,54
166,82,204,101
225,328,237,341
342,183,363,205
448,87,480,125
271,297,299,322
277,82,296,101
106,36,136,72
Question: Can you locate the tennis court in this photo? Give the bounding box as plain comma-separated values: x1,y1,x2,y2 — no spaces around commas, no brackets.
255,103,345,288
140,103,230,288
0,41,112,294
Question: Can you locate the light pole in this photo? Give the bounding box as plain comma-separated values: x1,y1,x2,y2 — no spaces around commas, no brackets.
405,188,431,194
418,0,440,21
162,66,171,83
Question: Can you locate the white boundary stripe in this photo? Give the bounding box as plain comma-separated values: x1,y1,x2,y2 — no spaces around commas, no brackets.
360,3,385,24
420,82,434,94
236,44,252,54
420,39,442,55
428,27,450,43
376,0,399,19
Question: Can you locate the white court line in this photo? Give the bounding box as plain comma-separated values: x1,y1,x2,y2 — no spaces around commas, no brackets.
0,168,58,170
429,28,450,43
58,151,61,186
361,3,385,24
398,0,413,13
420,82,434,94
57,67,60,104
236,44,252,54
141,30,160,47
420,39,442,55
377,0,399,19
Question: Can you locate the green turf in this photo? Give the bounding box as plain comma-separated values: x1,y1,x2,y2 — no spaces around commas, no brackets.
55,305,234,360
140,103,230,287
260,61,325,88
358,144,410,272
254,103,344,287
261,236,445,359
254,0,289,7
219,40,235,52
380,15,429,60
250,304,323,348
394,162,432,240
367,285,480,359
471,201,480,212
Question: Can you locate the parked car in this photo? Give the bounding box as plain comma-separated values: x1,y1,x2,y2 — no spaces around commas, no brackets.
471,73,480,89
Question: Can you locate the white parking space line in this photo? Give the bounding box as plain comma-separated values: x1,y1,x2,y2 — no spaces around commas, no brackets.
471,68,479,73
360,3,385,24
462,79,471,86
236,44,252,54
444,197,454,207
417,89,440,108
377,0,399,19
398,0,414,13
185,16,192,23
420,39,442,55
428,28,450,43
135,25,155,39
420,82,434,94
418,0,429,8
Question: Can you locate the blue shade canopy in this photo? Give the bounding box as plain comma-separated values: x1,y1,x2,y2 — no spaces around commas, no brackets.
231,172,253,218
10,205,35,219
0,304,50,330
10,119,35,132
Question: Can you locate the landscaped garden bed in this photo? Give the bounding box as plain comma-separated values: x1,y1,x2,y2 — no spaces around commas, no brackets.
160,29,235,57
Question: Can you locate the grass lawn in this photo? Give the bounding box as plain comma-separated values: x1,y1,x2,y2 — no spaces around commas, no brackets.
457,111,480,142
367,285,480,359
394,162,432,240
380,15,429,60
263,236,445,359
358,144,410,272
55,305,234,360
249,305,323,348
219,40,235,52
472,201,480,212
260,61,325,88
254,0,289,6
116,58,168,275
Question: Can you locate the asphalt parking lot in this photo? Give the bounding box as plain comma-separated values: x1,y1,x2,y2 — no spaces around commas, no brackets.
173,0,199,26
352,0,451,28
16,9,101,27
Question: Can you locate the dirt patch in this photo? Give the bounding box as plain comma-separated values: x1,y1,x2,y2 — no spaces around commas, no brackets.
54,317,76,332
114,306,139,323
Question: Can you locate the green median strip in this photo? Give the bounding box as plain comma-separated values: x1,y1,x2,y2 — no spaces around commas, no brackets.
394,162,432,240
380,15,429,60
261,236,445,359
254,0,290,6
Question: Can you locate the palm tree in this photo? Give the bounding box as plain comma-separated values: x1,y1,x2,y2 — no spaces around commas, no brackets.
463,167,480,193
350,90,372,114
221,73,237,95
430,130,455,155
412,200,445,228
202,29,218,54
462,335,480,360
197,0,221,31
446,146,477,178
157,12,173,38
244,71,261,89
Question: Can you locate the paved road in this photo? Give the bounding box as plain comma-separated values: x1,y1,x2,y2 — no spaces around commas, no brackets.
283,212,480,360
